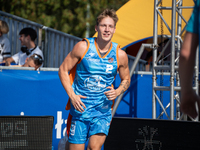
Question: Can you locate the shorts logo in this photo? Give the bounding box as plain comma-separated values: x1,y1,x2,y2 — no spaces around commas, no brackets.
102,105,108,109
70,121,76,136
84,75,106,92
108,57,114,63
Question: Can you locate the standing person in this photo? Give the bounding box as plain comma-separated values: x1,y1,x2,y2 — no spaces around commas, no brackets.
0,20,11,62
179,0,200,119
5,27,44,66
59,9,130,150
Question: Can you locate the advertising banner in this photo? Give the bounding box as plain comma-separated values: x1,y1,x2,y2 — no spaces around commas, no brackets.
0,69,171,149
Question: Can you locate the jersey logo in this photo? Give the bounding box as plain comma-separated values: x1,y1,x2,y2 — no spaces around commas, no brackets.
85,57,100,62
108,57,114,63
84,75,106,92
88,53,95,57
106,123,110,126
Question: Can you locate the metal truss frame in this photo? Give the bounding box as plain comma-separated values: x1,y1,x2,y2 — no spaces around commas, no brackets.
152,0,198,120
112,0,198,121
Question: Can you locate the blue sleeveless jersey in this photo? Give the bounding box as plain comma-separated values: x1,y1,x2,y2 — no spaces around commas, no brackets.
70,37,119,120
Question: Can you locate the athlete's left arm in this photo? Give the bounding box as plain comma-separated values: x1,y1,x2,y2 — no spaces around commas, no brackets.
104,48,130,100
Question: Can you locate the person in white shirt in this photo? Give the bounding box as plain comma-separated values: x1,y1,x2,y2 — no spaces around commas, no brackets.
0,20,11,62
5,27,44,66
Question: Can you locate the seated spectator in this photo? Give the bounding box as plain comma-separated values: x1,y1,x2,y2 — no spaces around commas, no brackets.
22,53,43,70
0,20,11,62
11,54,43,70
5,27,44,66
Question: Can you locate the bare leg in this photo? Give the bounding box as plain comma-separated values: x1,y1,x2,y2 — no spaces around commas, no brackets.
87,133,106,150
65,140,69,150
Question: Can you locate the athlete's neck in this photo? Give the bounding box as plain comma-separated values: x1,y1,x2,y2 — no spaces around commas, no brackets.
96,38,111,53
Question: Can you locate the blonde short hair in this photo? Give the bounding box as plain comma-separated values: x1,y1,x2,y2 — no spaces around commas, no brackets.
0,20,9,34
96,9,118,26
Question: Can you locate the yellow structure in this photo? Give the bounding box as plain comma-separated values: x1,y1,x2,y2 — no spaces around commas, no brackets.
94,0,194,49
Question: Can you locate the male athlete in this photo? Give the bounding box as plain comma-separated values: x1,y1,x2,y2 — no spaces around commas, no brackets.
59,9,130,150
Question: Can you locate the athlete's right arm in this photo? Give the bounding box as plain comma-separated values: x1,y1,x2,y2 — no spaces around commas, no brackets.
58,41,87,112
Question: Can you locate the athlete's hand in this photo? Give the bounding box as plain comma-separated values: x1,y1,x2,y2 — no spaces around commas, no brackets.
180,90,200,119
70,95,86,113
104,86,117,100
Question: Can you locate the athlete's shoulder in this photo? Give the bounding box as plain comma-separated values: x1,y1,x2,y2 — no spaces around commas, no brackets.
74,40,87,50
71,40,88,58
83,37,95,42
118,48,128,63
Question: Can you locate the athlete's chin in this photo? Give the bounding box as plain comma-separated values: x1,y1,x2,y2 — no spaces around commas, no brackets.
102,36,112,42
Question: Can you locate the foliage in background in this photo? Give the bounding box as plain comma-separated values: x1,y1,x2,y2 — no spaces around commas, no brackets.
0,0,129,38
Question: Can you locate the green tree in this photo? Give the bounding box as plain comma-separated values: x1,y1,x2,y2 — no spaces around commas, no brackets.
0,0,129,38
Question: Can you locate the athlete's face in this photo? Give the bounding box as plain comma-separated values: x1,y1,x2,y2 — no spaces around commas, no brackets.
95,17,116,42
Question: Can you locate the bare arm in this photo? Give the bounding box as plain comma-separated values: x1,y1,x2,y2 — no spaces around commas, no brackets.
4,57,15,66
179,31,200,118
104,48,131,100
58,41,87,112
116,49,131,95
3,57,9,61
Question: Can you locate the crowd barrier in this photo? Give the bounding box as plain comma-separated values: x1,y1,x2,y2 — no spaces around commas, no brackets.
0,11,147,70
0,11,81,68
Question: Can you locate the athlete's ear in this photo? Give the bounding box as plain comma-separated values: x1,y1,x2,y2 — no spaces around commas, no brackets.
95,25,98,32
113,26,116,33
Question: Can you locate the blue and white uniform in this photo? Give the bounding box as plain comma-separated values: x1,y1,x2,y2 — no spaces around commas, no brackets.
186,0,199,34
66,37,119,144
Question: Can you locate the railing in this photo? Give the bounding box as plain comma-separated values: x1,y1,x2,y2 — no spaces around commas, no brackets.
0,11,81,68
128,54,147,71
0,11,43,56
0,10,147,70
43,27,81,67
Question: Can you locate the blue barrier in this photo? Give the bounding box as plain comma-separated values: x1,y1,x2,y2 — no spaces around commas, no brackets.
0,69,172,149
0,62,17,66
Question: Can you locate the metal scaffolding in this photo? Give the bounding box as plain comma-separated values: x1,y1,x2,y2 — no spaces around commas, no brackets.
152,0,198,120
112,0,198,121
